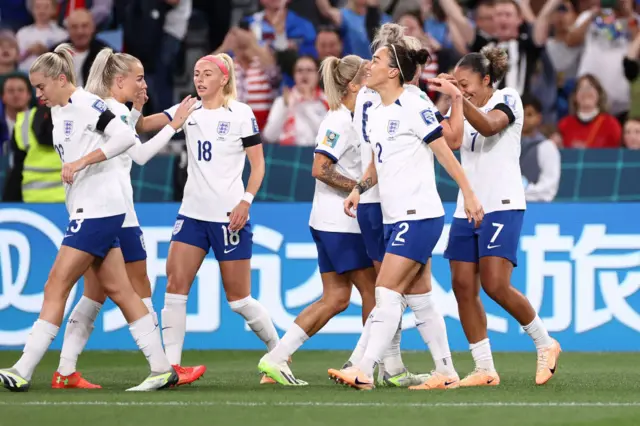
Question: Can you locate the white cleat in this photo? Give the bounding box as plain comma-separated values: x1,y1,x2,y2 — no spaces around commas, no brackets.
126,369,178,392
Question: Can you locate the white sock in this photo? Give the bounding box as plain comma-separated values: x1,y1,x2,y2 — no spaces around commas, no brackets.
142,297,158,325
129,313,171,373
161,293,188,365
348,308,376,366
268,323,308,364
13,319,59,380
229,296,279,351
58,296,102,376
406,292,455,376
523,315,553,350
469,338,495,372
381,324,405,376
358,287,404,377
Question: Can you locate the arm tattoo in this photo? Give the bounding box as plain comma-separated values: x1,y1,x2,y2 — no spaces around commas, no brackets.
356,177,374,194
317,160,358,192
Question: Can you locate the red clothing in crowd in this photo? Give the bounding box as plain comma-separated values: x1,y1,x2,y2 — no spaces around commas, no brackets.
558,113,622,148
59,0,87,19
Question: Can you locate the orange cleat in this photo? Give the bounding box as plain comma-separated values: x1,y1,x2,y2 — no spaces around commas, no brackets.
536,339,561,385
173,364,207,386
260,374,276,384
51,371,101,389
459,369,500,387
408,371,460,390
328,366,374,391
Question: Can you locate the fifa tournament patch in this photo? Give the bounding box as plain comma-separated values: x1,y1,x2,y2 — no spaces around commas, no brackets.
92,99,107,113
504,94,516,112
120,115,128,125
251,117,259,134
322,129,340,148
420,109,436,126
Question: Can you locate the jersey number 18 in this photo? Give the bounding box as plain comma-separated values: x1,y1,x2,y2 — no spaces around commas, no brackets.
197,140,212,162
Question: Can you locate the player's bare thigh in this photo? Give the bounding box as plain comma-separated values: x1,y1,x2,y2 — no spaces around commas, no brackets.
405,259,432,295
219,259,251,302
125,260,152,299
165,241,207,296
376,253,423,294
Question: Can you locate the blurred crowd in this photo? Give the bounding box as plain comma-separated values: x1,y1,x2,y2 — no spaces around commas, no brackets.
3,0,640,203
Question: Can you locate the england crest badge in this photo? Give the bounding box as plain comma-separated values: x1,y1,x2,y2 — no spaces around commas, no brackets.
217,121,230,135
387,120,400,136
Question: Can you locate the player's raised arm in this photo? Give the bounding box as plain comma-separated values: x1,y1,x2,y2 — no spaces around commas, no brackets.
428,77,464,150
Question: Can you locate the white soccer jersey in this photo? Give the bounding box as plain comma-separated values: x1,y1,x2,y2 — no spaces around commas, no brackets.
51,88,128,219
164,99,260,222
310,105,362,233
353,86,381,204
366,89,445,224
451,87,527,218
105,98,140,227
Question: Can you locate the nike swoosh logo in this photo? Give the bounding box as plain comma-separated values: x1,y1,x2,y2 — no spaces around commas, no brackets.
187,122,196,125
63,234,72,238
391,243,404,247
487,378,495,384
354,377,372,386
224,247,238,254
161,327,172,331
487,244,501,249
444,380,457,386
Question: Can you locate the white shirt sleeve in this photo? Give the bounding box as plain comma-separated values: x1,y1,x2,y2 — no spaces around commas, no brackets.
240,105,259,138
263,96,287,143
411,100,444,144
524,139,561,202
126,125,176,165
314,115,351,162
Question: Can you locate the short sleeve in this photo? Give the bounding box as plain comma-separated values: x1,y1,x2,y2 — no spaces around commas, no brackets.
240,106,259,138
163,103,180,122
411,101,443,145
314,116,351,163
85,97,115,133
492,88,521,125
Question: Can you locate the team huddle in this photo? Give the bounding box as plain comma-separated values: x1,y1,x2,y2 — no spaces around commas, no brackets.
0,23,560,393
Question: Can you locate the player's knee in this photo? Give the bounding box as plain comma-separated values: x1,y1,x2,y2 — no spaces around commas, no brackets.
166,271,191,295
325,292,351,315
43,279,71,304
481,274,510,303
452,276,476,302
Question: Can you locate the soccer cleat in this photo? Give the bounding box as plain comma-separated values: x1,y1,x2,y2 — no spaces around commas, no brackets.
258,354,307,386
260,374,276,384
380,368,432,387
328,366,374,391
126,368,179,391
51,371,101,389
459,368,500,387
173,364,206,386
536,338,561,385
408,371,460,390
0,368,30,392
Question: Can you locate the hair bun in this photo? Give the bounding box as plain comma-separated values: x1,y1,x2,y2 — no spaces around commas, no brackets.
408,48,430,66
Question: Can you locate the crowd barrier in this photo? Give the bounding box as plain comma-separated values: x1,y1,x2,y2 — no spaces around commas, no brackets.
0,202,638,351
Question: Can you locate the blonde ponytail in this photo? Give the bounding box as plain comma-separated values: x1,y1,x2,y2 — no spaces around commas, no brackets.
85,47,140,98
30,43,76,85
320,55,366,110
215,53,237,107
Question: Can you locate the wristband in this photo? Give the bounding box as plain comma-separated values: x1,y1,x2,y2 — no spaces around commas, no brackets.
242,192,255,204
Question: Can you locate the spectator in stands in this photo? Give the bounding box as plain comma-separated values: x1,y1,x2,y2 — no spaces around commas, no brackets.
315,26,343,61
553,74,622,148
520,94,561,202
52,8,108,87
434,0,493,55
623,23,640,82
316,0,390,58
420,0,458,53
1,73,32,155
622,117,640,149
244,0,316,57
146,0,193,112
263,56,328,146
0,31,20,90
55,0,114,30
17,0,68,73
215,27,279,131
567,0,639,123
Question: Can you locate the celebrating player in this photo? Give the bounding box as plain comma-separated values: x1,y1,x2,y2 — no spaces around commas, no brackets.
439,47,560,386
328,41,483,391
51,48,202,389
134,54,279,384
258,55,376,385
344,24,456,387
0,45,177,392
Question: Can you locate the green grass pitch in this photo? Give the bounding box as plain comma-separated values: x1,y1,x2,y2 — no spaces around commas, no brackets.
0,351,639,426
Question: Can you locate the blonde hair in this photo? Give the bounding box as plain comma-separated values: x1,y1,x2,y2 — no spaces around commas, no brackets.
85,47,140,98
30,43,76,85
371,23,405,53
320,55,366,110
207,53,237,107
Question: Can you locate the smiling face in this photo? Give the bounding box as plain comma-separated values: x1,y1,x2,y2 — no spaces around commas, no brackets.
194,59,227,99
118,61,146,102
366,47,398,91
453,65,491,107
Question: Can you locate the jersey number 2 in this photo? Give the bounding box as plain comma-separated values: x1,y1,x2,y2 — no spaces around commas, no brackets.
375,143,382,163
197,140,212,162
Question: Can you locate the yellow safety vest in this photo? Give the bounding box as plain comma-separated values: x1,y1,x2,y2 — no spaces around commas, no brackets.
14,108,65,203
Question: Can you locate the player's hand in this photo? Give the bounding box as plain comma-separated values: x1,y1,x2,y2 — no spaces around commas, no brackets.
170,96,198,130
344,188,360,218
61,159,87,184
427,78,461,97
229,201,250,232
463,192,484,228
133,89,148,112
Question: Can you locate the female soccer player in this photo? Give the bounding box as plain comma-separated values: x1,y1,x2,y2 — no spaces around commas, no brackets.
257,54,376,386
134,54,279,382
344,25,461,388
51,48,203,389
0,45,177,392
328,41,483,391
441,47,560,387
